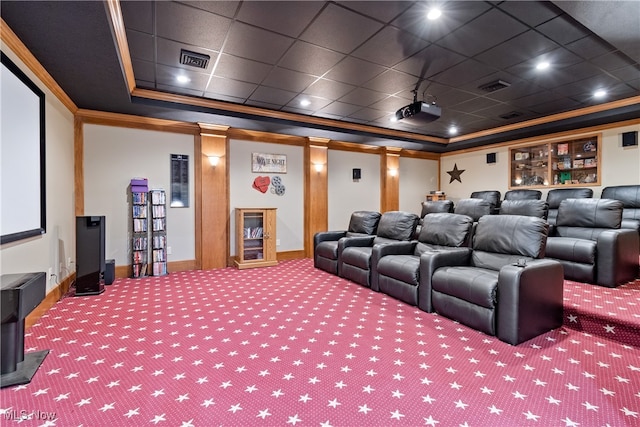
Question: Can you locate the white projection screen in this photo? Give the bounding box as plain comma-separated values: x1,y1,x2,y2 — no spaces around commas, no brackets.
1,52,46,244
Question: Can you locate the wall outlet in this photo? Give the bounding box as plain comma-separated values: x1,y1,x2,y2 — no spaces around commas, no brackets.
48,267,53,281
68,257,72,267
167,246,172,255
276,239,281,246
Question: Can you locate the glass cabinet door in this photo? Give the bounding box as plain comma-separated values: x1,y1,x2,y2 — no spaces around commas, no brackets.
242,212,265,261
510,143,549,188
550,137,598,185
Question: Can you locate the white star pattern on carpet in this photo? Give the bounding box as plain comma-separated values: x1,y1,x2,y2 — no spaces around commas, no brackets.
1,259,639,426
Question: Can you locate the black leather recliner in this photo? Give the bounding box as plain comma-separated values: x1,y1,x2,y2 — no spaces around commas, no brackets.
470,190,501,214
313,211,381,275
545,198,639,287
454,198,492,221
546,187,593,226
423,214,564,345
504,189,542,200
601,185,640,243
415,200,455,237
374,213,473,311
499,199,549,219
339,211,419,289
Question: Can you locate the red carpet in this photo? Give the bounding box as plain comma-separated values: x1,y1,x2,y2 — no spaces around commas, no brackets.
2,259,639,426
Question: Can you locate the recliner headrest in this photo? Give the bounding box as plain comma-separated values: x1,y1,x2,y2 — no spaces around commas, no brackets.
419,213,473,247
420,200,454,217
556,199,623,228
348,211,381,235
376,211,419,241
474,215,548,258
504,189,542,200
546,188,593,208
601,185,640,209
454,198,492,221
499,200,549,219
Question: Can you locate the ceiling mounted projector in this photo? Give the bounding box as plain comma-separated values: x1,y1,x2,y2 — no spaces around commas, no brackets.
395,100,441,125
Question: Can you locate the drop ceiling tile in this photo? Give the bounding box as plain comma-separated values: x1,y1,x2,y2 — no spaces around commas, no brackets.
437,9,528,57
391,1,492,43
236,1,324,38
536,14,590,46
450,96,501,114
156,37,216,71
204,93,246,104
285,95,333,112
214,54,273,84
565,36,616,60
126,30,155,62
278,41,345,76
369,95,408,113
121,1,154,33
303,78,356,99
324,57,386,86
528,61,602,89
394,44,466,80
460,71,522,96
482,79,545,103
555,74,625,99
131,59,155,82
496,1,560,27
609,65,640,82
529,97,582,115
347,107,388,122
473,103,533,122
156,64,210,93
474,30,558,70
317,101,363,118
248,86,297,106
429,87,478,108
352,26,426,67
590,51,637,72
224,22,294,64
429,59,496,87
262,67,316,93
510,90,566,109
156,84,203,97
338,87,388,107
155,2,232,49
179,1,240,18
205,76,257,100
338,1,413,23
362,69,417,96
299,3,384,54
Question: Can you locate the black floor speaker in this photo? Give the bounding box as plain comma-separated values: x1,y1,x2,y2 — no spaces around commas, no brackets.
75,216,106,296
105,259,115,285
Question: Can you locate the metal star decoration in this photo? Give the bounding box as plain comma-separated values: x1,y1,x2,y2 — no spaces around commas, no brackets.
447,163,465,183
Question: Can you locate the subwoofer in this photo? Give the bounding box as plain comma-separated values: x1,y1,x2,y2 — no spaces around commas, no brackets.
75,216,105,296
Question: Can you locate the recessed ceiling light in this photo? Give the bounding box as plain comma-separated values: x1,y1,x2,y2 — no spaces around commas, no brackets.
300,99,311,107
176,75,190,84
536,61,550,71
593,89,607,98
427,8,442,20
389,116,398,122
448,126,458,135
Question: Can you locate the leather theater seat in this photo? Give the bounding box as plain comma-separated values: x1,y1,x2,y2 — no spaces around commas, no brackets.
375,213,473,312
313,211,381,275
339,211,419,289
499,199,549,219
470,190,501,214
546,187,593,226
545,198,639,287
423,214,564,345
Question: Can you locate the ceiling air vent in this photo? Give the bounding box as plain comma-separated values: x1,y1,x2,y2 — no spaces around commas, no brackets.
499,111,523,120
478,79,511,92
180,49,210,69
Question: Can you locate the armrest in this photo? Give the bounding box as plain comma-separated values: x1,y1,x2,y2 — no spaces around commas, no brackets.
369,241,417,291
595,229,640,287
314,230,347,248
339,235,375,250
547,224,556,236
497,259,564,345
417,248,472,313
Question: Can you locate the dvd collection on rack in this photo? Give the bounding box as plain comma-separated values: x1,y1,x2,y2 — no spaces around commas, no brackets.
244,227,264,238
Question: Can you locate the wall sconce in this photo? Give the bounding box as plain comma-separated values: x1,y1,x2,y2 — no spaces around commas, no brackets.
313,163,324,173
388,168,398,177
208,155,220,167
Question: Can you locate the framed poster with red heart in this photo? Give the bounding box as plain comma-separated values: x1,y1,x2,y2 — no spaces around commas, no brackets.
252,176,270,193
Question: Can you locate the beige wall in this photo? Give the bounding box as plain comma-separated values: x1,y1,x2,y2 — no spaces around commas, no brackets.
229,139,304,255
0,47,75,293
83,124,195,266
441,123,640,203
327,149,381,230
399,157,439,215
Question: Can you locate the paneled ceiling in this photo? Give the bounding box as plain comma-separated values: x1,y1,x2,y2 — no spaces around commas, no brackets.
2,1,639,152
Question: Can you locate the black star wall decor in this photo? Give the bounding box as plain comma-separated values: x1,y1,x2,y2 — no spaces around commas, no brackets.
447,163,465,183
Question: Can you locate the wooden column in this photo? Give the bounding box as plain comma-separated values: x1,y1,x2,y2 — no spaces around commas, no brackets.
74,116,84,216
381,147,401,212
197,123,230,269
304,137,329,257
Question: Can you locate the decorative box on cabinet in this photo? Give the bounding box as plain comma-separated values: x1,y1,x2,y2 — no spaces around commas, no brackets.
234,208,277,269
509,134,600,189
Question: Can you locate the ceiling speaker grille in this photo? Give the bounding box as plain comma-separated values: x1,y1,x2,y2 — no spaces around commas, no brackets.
180,49,210,69
478,79,511,92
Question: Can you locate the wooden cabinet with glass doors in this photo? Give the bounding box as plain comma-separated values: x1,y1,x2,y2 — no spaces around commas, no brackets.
509,134,600,189
234,208,278,269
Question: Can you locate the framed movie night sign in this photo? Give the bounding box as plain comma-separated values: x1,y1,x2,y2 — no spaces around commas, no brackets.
251,152,287,173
